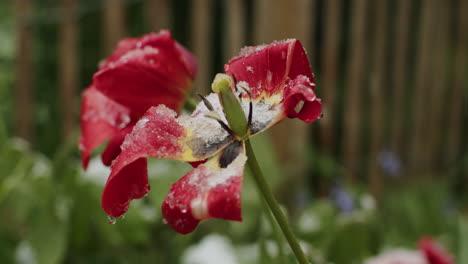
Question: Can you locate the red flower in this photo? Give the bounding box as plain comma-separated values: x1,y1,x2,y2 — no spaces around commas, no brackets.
419,237,454,264
101,39,322,234
79,30,197,169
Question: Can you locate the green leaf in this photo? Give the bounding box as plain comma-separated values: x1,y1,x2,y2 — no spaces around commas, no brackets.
458,216,468,263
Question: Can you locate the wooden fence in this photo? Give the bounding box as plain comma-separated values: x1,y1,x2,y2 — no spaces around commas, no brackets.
13,0,468,199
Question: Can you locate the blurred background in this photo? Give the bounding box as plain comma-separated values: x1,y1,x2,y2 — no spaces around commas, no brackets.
1,0,468,263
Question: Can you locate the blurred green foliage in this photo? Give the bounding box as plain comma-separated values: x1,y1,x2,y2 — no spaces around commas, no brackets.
1,115,468,263
2,1,468,263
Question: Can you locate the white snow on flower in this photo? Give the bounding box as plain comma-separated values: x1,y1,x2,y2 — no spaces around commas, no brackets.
15,241,37,264
364,249,428,264
82,158,111,186
182,234,239,264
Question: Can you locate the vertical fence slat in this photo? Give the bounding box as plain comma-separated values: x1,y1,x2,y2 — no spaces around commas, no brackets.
369,0,389,198
14,0,33,142
223,0,245,62
191,0,213,94
253,0,314,213
427,1,450,170
59,0,79,139
145,0,170,31
253,0,270,44
103,0,126,54
409,0,436,173
446,0,468,166
342,0,369,182
319,0,342,154
390,0,412,161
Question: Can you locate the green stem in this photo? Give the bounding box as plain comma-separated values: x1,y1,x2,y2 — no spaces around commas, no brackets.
261,197,287,263
245,139,310,264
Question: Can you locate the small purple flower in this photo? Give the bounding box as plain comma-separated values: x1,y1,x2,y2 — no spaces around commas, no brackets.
378,149,402,177
330,183,355,214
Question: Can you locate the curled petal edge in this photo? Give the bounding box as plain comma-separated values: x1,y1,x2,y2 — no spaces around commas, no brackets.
162,141,246,234
102,100,234,218
79,86,131,169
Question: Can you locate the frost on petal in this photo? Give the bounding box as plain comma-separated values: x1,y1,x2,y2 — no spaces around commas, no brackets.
100,37,139,68
240,98,283,135
419,237,454,264
162,141,246,234
94,31,196,115
102,106,188,217
179,93,233,158
225,39,313,102
224,39,321,133
79,86,131,169
102,103,233,218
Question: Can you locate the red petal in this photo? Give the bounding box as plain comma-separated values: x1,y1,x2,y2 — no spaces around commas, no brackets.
79,86,131,169
284,75,322,123
100,38,139,67
101,158,149,218
162,146,246,234
94,31,197,115
102,100,234,219
101,125,134,166
225,39,314,100
419,237,454,264
102,106,188,217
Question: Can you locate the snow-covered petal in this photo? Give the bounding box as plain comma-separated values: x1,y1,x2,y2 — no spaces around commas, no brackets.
94,30,197,115
162,141,246,234
225,39,322,134
79,86,131,169
102,98,234,218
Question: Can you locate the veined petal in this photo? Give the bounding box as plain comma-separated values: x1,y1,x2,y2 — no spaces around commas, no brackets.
79,86,131,169
225,39,322,134
94,30,197,115
102,95,234,218
162,141,246,234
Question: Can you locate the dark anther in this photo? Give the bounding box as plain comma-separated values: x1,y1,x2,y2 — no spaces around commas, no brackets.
197,93,214,111
232,74,239,92
237,86,253,132
247,100,253,129
219,140,243,168
217,120,236,138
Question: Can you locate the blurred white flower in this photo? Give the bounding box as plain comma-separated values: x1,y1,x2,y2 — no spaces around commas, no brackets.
298,213,321,232
360,194,376,211
82,158,110,186
364,249,428,264
182,234,238,264
15,241,37,264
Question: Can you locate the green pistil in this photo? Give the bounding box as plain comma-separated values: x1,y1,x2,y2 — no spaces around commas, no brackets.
212,74,249,139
